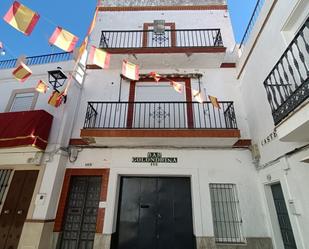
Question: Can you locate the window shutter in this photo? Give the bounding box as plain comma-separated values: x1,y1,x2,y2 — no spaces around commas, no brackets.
10,92,35,112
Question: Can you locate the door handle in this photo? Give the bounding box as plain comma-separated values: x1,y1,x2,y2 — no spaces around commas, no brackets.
3,210,10,214
17,210,23,215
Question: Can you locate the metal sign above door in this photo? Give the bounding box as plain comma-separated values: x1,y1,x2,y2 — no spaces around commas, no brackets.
132,152,178,166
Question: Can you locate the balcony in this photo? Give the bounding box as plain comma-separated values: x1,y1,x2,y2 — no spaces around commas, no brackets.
87,28,227,69
264,17,309,141
100,28,224,51
0,52,73,70
80,101,240,147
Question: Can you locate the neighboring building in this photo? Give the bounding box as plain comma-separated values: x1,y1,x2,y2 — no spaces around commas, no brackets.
237,0,309,249
0,52,86,249
0,1,308,249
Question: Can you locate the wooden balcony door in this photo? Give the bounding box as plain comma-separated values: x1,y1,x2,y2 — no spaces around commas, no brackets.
0,170,38,249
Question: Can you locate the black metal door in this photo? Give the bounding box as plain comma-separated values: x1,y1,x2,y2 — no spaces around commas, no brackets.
112,177,195,249
271,183,297,249
59,176,102,249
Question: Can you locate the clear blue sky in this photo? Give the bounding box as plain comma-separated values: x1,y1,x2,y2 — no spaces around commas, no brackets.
0,0,257,60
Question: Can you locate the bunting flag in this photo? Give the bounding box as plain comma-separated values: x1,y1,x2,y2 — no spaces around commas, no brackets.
89,46,110,69
208,95,221,109
3,1,40,36
87,8,99,35
192,90,205,104
169,80,183,93
78,36,88,59
49,27,78,52
149,72,161,82
36,80,48,93
48,91,65,107
122,60,139,81
12,62,32,82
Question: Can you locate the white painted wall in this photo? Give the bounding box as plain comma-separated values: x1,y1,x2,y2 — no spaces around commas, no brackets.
66,147,270,239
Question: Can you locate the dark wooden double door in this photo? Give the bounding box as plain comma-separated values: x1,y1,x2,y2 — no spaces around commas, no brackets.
112,177,196,249
59,176,102,249
0,170,38,249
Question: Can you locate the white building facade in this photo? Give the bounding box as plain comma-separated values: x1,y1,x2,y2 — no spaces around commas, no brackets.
0,0,308,249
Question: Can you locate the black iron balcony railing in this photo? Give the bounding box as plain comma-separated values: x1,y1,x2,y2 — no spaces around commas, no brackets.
84,101,237,130
264,18,309,125
99,29,223,49
239,0,265,49
0,52,73,70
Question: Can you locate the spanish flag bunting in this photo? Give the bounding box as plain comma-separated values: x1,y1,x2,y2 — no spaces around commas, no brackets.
12,62,32,82
78,36,88,59
170,80,183,93
48,91,64,108
192,90,205,104
87,8,99,35
36,80,48,93
122,60,139,81
208,95,221,109
149,72,161,82
49,27,78,52
89,46,110,69
3,1,40,36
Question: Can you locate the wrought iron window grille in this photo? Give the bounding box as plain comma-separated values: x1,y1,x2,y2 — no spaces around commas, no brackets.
209,183,245,244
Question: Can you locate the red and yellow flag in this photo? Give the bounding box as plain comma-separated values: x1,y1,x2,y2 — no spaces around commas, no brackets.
170,80,183,93
192,90,205,104
78,36,89,59
122,60,139,81
49,27,78,52
36,80,48,93
12,62,32,82
208,95,221,109
87,8,99,35
149,72,161,82
48,91,64,107
89,46,111,69
3,1,40,36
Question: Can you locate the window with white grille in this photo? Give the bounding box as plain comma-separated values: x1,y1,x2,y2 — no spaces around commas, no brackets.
209,183,245,244
6,89,38,112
